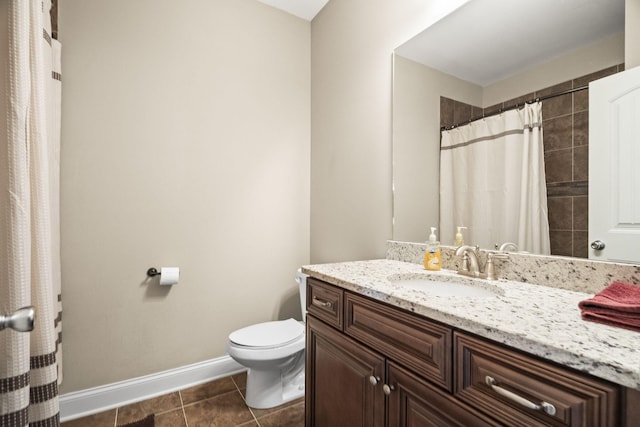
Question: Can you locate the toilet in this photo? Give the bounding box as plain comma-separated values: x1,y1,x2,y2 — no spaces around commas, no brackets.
227,269,308,409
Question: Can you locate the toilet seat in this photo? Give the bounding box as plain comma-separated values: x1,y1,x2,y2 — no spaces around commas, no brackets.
229,318,304,349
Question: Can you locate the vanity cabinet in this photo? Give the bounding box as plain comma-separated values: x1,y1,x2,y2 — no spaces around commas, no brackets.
306,316,497,426
305,278,497,426
305,277,630,427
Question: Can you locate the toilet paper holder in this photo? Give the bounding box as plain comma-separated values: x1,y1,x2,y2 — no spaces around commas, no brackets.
146,267,161,277
147,267,180,285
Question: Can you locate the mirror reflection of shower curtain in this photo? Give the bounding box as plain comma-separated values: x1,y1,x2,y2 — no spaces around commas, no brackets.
440,101,550,254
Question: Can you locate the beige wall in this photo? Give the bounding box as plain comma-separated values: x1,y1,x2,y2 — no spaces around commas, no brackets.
59,0,310,393
628,0,640,68
310,0,468,263
392,55,482,242
483,32,625,107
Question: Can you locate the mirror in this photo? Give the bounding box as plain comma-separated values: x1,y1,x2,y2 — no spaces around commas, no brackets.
392,0,625,257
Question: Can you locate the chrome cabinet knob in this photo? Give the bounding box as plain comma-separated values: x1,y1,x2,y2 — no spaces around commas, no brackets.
590,240,606,250
369,376,380,386
382,384,395,395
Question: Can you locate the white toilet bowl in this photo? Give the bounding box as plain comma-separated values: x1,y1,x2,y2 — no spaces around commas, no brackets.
226,270,308,409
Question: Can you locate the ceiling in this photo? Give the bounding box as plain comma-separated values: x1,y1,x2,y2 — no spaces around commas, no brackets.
256,0,330,21
394,0,625,86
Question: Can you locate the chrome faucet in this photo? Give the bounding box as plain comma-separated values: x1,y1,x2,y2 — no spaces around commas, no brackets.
455,245,482,277
497,242,518,252
455,246,509,280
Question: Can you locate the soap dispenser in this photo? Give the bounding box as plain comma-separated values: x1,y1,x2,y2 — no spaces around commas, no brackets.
424,227,442,271
455,226,467,246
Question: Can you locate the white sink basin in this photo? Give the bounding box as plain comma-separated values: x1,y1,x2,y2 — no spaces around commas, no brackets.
388,275,502,298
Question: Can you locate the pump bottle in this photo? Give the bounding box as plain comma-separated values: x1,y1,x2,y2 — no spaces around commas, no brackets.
424,227,442,271
455,226,467,246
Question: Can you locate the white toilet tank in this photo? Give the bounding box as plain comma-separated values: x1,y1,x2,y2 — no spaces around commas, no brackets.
295,269,309,321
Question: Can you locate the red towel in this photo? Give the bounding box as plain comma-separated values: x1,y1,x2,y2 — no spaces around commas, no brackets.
578,281,640,332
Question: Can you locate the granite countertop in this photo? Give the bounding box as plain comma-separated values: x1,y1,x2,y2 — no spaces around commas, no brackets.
302,259,640,390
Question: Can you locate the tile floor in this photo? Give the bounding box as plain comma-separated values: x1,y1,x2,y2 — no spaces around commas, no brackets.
61,372,304,427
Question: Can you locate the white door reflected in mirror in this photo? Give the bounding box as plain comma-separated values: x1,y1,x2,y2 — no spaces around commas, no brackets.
589,66,640,264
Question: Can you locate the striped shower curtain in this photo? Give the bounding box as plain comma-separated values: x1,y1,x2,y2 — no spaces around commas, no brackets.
1,1,63,426
440,101,550,254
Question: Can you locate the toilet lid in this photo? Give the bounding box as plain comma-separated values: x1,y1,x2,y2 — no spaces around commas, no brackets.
229,318,304,347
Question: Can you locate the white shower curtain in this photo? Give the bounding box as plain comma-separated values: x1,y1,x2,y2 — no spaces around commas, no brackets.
1,1,62,425
440,101,550,254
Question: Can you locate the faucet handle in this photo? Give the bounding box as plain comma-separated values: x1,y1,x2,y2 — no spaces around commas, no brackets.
460,253,470,272
485,252,509,280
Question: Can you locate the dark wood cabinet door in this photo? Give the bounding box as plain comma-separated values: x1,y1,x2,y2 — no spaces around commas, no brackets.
306,315,385,427
387,361,501,427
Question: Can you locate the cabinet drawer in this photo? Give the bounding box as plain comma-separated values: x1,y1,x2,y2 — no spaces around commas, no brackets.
455,332,620,427
387,361,501,426
345,291,452,391
307,278,343,330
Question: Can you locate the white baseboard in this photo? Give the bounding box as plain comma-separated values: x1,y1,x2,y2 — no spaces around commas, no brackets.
59,356,245,422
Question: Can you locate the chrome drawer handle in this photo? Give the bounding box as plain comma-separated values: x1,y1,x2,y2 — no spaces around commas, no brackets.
312,296,333,309
485,376,556,416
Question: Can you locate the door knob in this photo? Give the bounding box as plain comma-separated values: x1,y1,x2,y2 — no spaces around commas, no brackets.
590,240,606,250
0,306,35,332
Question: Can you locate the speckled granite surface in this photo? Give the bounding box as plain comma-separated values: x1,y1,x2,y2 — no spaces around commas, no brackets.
386,240,640,294
301,258,640,390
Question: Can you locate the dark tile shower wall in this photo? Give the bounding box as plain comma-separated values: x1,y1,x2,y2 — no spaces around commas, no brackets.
50,0,58,39
440,64,623,258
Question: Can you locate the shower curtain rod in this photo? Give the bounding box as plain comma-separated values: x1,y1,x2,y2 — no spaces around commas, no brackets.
441,84,588,131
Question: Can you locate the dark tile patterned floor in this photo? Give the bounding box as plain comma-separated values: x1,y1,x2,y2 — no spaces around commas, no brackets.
61,372,304,427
